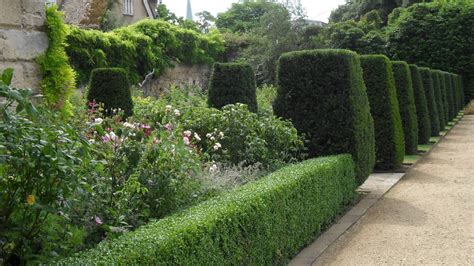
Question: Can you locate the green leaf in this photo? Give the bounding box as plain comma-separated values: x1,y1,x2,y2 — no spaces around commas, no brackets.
1,68,14,86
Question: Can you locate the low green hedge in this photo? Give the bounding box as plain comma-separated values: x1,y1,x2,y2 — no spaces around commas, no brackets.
392,61,418,155
443,72,456,121
274,49,375,184
419,67,440,137
430,70,446,131
434,71,449,128
208,63,258,112
409,65,431,145
60,155,357,264
360,55,404,170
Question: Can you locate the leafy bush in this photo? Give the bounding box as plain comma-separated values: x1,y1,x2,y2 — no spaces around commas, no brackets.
60,155,357,264
256,84,277,115
409,65,431,145
430,70,446,130
37,5,76,114
419,67,440,137
67,19,224,84
0,69,89,263
208,63,258,112
387,1,474,102
87,68,133,118
360,55,404,169
392,61,418,155
183,104,303,167
274,49,375,184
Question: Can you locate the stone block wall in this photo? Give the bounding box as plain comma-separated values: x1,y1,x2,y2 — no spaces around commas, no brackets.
0,0,48,91
145,63,211,97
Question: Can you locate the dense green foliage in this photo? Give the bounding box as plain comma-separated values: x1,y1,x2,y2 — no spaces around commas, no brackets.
419,67,440,137
387,1,474,102
430,70,446,130
360,55,404,169
37,5,76,114
274,49,375,184
60,155,357,264
409,65,431,144
443,72,456,121
208,63,258,112
87,68,133,117
436,71,449,124
391,61,418,155
66,19,224,84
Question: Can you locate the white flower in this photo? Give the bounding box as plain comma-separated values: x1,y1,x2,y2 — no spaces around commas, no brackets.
213,143,222,151
123,122,135,128
88,139,95,144
206,133,212,139
109,132,118,141
210,136,216,141
183,130,192,137
174,109,181,116
219,132,224,138
94,118,103,124
194,132,201,141
209,164,218,173
183,136,190,145
165,105,172,112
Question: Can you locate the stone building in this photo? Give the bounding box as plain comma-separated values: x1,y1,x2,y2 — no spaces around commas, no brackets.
55,0,158,29
0,0,48,90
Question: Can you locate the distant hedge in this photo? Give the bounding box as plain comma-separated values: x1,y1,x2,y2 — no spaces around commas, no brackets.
392,61,418,155
208,63,258,112
274,49,375,184
409,65,431,145
444,72,455,121
387,1,474,103
430,70,446,131
453,74,463,113
360,55,404,170
66,20,224,84
60,155,357,264
434,71,449,127
87,68,133,117
419,68,440,137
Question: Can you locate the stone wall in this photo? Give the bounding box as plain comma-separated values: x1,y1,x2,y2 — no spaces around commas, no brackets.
145,63,212,97
0,0,48,91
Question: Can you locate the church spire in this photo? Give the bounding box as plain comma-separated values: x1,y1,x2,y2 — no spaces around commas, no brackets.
186,0,193,20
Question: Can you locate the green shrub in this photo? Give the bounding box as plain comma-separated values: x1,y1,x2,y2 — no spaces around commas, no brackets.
207,63,258,112
274,49,375,184
443,72,456,121
60,155,357,264
37,5,76,114
419,68,440,137
392,61,418,155
87,68,133,117
430,70,446,131
409,65,431,145
360,55,404,169
434,71,449,128
452,74,463,113
67,20,224,84
387,1,474,102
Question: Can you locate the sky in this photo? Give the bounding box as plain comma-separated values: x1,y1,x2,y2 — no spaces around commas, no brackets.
162,0,347,23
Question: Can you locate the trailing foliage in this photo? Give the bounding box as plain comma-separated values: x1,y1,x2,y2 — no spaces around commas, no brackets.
87,68,133,118
274,49,375,184
66,19,224,84
392,61,418,155
37,5,76,114
60,155,357,264
409,65,431,145
360,55,404,169
430,70,446,130
419,67,440,137
387,1,474,102
208,63,258,112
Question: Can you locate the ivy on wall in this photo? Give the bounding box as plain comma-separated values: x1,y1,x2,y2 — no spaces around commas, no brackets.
37,5,76,115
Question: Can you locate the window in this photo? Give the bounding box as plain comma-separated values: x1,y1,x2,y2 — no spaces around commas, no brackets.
123,0,133,15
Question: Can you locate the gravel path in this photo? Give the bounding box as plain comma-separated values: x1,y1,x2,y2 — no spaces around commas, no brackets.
314,115,474,265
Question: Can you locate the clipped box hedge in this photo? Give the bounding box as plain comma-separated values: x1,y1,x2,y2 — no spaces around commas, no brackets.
274,49,375,184
444,72,456,121
409,65,431,145
360,55,404,170
452,74,463,113
430,70,446,131
208,63,258,112
87,67,133,117
60,155,357,264
434,71,449,128
392,61,419,155
419,67,440,137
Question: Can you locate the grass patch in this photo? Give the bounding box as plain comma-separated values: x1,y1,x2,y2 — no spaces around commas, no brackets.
418,144,433,152
429,136,440,143
403,155,421,165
